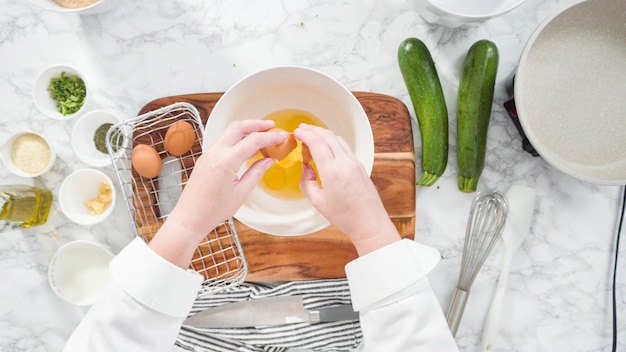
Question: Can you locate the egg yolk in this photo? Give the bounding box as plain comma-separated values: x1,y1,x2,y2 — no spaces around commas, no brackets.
248,108,326,200
263,167,286,190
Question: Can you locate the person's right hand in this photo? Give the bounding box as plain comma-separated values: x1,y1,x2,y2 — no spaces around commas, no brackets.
293,124,401,256
169,119,287,239
151,119,287,268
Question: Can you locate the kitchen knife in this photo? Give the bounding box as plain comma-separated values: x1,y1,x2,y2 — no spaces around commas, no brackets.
183,295,359,328
157,156,183,216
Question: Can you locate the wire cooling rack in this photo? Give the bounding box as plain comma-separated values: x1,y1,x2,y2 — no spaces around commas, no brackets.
106,102,247,295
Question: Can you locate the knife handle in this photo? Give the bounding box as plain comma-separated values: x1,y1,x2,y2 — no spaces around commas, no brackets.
315,305,359,323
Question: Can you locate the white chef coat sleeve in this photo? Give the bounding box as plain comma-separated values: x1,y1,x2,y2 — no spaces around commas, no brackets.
63,237,204,352
345,239,459,352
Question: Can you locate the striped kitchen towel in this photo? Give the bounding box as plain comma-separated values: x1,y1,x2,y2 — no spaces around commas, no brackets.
175,279,362,352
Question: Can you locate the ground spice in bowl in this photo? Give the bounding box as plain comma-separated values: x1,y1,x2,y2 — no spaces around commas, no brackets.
93,123,122,154
11,133,52,174
93,123,112,154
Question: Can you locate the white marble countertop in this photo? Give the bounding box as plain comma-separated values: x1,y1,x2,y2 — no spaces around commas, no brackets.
1,0,624,351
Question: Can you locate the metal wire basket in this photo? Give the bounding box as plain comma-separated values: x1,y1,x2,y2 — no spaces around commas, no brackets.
106,102,247,295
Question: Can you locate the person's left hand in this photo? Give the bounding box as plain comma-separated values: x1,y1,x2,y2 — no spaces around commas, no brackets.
167,119,287,240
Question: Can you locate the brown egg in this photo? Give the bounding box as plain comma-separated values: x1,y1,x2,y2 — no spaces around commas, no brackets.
301,142,312,164
260,128,297,161
132,144,162,178
164,121,195,156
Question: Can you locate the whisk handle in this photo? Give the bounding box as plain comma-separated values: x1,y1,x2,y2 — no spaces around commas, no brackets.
446,287,469,336
481,259,512,351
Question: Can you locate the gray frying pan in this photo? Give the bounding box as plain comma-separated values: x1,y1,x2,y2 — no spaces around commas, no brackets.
515,0,626,185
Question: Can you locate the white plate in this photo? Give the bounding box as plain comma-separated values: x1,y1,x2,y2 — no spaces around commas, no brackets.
515,0,626,185
203,66,374,236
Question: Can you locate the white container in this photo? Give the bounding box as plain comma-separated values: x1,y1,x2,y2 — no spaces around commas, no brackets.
0,130,56,178
27,0,119,14
59,168,116,225
203,66,374,236
413,0,526,27
48,240,114,306
72,110,125,167
33,64,89,120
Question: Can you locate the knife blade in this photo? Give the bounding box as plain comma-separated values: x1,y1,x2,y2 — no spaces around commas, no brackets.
183,295,358,328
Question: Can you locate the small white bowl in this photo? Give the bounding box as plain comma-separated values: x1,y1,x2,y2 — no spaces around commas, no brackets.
59,168,116,225
412,0,526,27
33,64,89,120
72,110,125,167
48,240,114,306
27,0,119,14
0,130,56,177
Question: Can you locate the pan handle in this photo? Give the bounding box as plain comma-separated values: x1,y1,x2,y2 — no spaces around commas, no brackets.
503,98,539,157
503,73,540,157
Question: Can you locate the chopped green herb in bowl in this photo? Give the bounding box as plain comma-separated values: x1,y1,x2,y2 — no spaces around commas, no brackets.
34,64,89,120
48,72,87,116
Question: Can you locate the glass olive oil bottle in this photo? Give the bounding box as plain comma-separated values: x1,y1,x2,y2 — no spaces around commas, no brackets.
0,185,53,232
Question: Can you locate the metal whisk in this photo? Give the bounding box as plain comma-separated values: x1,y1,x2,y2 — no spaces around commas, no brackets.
447,191,508,336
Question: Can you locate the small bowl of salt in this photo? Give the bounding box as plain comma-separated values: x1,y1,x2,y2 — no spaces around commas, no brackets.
0,131,56,177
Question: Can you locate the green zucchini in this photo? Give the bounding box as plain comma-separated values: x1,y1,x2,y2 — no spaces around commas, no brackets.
457,40,499,192
398,38,448,186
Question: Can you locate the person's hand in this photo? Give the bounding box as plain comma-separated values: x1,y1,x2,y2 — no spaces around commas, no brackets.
293,124,400,256
169,119,288,237
151,119,287,267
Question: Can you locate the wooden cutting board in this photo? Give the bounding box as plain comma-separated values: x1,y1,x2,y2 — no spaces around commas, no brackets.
138,92,415,281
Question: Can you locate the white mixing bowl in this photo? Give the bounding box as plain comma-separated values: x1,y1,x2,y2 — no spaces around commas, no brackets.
203,66,374,236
